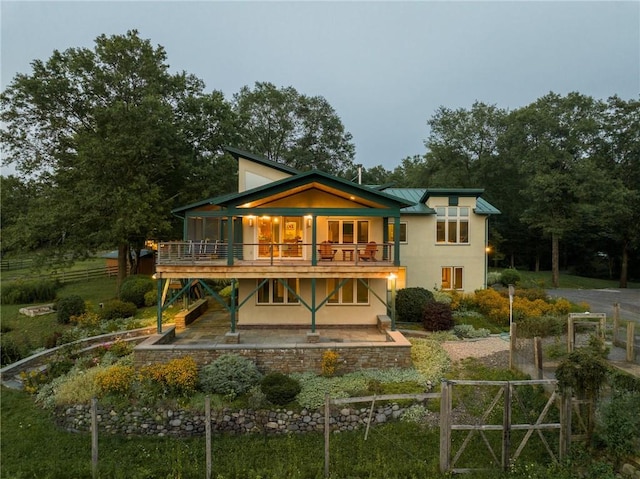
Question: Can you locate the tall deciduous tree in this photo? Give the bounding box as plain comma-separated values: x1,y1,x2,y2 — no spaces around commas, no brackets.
233,82,356,175
0,30,222,286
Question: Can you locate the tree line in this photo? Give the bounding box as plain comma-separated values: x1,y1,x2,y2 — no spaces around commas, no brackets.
1,31,637,287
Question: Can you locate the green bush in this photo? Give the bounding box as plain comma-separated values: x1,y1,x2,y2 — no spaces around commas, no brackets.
500,268,521,286
596,391,640,463
396,287,434,322
486,271,502,286
144,290,157,307
98,300,137,321
423,301,454,332
56,295,86,324
260,372,301,406
453,324,490,339
198,354,262,399
119,275,154,307
1,279,60,305
515,315,566,338
0,336,25,366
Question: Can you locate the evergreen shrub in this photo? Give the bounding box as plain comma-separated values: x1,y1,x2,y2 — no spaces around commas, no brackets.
119,275,154,307
396,287,434,322
260,373,301,405
500,268,521,286
98,300,137,321
199,354,262,398
56,295,86,324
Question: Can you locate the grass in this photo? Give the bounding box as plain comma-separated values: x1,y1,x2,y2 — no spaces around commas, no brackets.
501,269,640,289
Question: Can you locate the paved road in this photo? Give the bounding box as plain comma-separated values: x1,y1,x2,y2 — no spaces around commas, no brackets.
546,288,640,324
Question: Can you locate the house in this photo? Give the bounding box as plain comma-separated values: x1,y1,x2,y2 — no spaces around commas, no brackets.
153,147,500,338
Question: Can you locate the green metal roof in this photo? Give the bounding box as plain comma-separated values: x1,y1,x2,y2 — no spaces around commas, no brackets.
475,197,501,215
379,188,436,214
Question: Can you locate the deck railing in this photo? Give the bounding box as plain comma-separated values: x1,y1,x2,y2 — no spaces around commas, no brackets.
157,241,395,266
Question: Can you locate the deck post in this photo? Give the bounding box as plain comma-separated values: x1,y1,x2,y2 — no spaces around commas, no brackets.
311,278,317,333
156,276,163,334
230,279,237,333
393,215,401,266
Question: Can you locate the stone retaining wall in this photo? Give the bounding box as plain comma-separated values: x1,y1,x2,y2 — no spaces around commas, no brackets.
57,403,407,437
134,329,412,375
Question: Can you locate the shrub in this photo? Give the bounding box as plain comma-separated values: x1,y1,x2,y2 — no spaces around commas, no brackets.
0,279,60,304
144,289,157,307
321,350,340,377
198,354,262,399
119,275,154,307
453,324,490,339
432,290,452,305
516,315,566,338
260,373,301,405
0,336,25,366
500,268,521,286
56,295,86,324
95,364,136,395
423,301,454,332
70,311,100,328
396,287,434,322
98,299,137,321
486,271,502,286
597,391,640,466
140,356,198,397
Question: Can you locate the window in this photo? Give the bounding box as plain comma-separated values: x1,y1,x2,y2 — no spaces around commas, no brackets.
436,207,469,243
327,220,369,244
327,278,369,304
257,279,300,304
388,222,407,243
441,267,463,290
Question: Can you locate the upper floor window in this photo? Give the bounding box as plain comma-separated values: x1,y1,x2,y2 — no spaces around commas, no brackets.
257,279,300,304
436,207,469,244
388,222,407,243
328,220,368,244
327,278,369,304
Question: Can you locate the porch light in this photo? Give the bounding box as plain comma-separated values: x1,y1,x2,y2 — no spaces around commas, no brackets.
305,215,312,227
247,216,255,227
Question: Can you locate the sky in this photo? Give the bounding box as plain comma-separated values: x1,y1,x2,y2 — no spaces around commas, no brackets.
1,1,639,171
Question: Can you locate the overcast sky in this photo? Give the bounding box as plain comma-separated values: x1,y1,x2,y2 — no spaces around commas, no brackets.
2,1,639,171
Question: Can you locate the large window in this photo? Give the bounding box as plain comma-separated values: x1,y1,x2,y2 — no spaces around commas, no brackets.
441,267,463,290
257,279,300,304
436,207,469,244
327,278,369,304
328,220,369,244
388,222,407,243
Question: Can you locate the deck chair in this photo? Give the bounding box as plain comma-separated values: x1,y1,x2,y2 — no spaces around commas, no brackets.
358,242,378,261
318,241,337,261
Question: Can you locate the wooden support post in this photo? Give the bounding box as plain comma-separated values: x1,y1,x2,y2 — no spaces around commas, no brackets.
509,322,517,370
534,337,543,380
205,395,212,479
559,390,572,459
439,381,451,473
567,317,574,353
613,305,620,346
502,384,511,471
627,322,635,362
91,398,98,479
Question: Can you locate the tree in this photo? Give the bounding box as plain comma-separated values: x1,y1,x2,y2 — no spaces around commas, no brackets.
507,92,607,287
0,30,224,286
233,82,356,175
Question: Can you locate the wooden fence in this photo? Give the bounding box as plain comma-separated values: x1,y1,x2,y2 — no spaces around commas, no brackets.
2,265,119,284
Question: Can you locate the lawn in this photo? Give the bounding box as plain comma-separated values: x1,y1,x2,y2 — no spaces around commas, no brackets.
505,269,639,289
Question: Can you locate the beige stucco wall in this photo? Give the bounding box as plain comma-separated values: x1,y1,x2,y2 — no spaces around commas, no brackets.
238,157,292,192
236,278,387,326
400,196,488,293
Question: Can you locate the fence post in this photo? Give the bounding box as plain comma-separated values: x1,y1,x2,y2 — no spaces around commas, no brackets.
91,398,98,479
613,305,620,346
560,389,572,459
567,316,575,353
205,395,212,479
533,337,543,380
324,393,330,478
439,380,451,473
627,322,635,362
509,322,517,370
502,384,511,471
